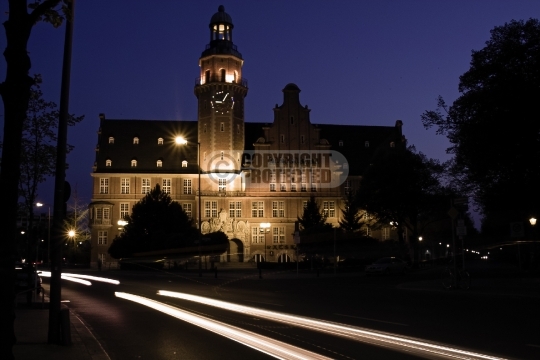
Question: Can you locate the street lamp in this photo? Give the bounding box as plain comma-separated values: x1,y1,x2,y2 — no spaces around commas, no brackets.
36,202,51,264
260,223,270,262
530,217,537,226
175,136,202,276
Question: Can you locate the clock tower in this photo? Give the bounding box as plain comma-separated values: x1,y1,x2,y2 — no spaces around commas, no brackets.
195,5,248,174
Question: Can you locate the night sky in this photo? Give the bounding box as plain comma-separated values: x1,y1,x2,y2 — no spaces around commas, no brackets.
1,1,539,219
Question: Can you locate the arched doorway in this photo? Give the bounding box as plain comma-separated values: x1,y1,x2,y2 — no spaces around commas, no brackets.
228,238,244,262
278,254,291,263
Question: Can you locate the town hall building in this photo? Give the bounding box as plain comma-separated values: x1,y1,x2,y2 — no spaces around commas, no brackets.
89,6,404,267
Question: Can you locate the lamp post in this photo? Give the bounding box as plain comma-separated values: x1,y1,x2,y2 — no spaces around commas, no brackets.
260,222,270,262
176,136,202,276
36,202,51,264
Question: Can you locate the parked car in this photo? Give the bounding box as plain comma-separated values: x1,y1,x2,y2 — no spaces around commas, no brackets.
365,257,408,275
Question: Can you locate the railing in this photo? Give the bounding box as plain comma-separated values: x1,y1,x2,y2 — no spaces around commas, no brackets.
197,190,246,197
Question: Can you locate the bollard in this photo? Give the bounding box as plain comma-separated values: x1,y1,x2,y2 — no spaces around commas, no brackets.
60,307,72,345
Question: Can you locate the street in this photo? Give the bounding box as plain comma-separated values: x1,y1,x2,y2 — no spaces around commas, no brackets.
40,264,540,359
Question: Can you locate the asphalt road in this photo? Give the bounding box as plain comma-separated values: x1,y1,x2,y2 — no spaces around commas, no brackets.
41,266,540,359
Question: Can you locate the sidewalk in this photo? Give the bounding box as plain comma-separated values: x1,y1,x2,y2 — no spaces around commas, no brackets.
13,291,109,360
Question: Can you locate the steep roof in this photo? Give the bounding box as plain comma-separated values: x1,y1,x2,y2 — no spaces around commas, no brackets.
94,119,198,174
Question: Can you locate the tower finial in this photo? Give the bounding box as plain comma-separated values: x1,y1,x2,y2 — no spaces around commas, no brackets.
218,5,225,12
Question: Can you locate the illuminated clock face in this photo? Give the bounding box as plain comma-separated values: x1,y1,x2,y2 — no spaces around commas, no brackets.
211,91,234,114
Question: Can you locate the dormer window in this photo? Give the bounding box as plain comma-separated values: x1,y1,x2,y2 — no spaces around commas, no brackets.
131,159,137,167
390,142,395,148
106,159,112,167
365,141,370,148
133,137,139,144
339,140,344,147
158,137,164,145
108,137,114,144
157,160,163,167
182,160,188,168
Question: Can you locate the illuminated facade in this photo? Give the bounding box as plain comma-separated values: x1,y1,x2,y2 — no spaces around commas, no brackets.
89,6,404,266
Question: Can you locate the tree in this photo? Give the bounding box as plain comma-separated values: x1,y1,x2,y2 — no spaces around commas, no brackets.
1,2,68,357
339,190,363,232
357,145,448,262
297,196,333,234
108,185,196,258
13,75,83,262
421,19,540,235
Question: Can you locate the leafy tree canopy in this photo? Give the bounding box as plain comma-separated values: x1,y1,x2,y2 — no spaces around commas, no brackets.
421,19,540,226
108,185,196,258
357,145,449,247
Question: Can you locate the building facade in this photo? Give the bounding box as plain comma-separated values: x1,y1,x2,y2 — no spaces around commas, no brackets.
89,6,404,267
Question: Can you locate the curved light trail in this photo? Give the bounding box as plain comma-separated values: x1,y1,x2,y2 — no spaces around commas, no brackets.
115,292,331,360
158,290,507,360
39,271,120,285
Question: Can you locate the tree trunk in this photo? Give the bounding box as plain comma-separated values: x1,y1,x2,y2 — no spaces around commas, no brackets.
0,4,35,359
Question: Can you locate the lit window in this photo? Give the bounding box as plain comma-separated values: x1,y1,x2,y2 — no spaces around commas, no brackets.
290,183,297,192
252,227,264,244
98,231,108,245
108,137,114,144
251,201,264,217
183,179,192,194
383,227,390,240
131,159,137,167
183,203,192,218
272,201,285,218
162,178,171,194
303,201,307,209
270,183,276,192
120,203,129,219
158,137,164,145
100,178,109,194
182,160,188,168
273,227,285,244
323,201,335,217
218,179,226,192
105,159,112,167
121,178,130,194
205,201,218,218
229,202,242,218
141,178,150,194
157,160,163,167
133,137,139,144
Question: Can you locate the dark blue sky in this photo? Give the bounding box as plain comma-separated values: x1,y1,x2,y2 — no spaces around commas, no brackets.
1,1,539,213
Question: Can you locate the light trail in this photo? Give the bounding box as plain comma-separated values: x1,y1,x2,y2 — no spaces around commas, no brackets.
39,271,120,285
158,290,507,360
115,292,331,360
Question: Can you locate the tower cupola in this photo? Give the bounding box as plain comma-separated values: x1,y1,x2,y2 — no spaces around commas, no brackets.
202,5,242,59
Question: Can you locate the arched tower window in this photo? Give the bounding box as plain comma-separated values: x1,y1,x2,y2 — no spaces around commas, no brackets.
220,69,226,82
205,70,210,84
